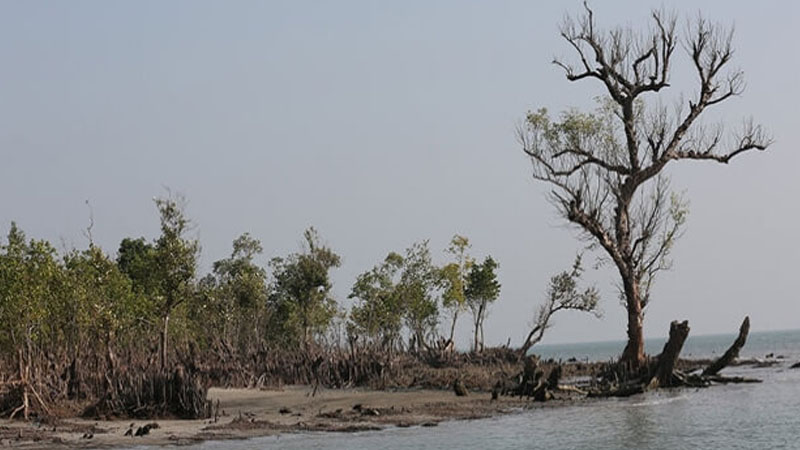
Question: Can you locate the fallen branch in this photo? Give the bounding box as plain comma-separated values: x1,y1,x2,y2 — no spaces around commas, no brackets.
671,370,710,388
707,375,762,384
556,384,587,395
587,382,644,398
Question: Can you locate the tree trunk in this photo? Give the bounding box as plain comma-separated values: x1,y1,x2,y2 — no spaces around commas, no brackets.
479,317,485,352
613,189,647,368
473,316,480,353
416,328,426,352
18,347,29,421
519,324,544,359
160,313,170,370
448,310,458,345
473,302,487,352
619,276,645,367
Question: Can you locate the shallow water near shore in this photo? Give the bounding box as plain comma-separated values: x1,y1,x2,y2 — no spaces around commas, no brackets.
130,329,800,450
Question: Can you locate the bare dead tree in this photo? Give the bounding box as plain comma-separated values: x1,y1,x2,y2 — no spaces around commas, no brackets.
519,255,600,358
519,4,771,367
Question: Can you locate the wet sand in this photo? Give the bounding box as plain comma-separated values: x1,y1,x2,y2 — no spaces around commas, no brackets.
2,386,531,448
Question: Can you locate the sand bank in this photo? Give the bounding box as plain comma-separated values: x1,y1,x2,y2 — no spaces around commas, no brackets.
2,386,531,448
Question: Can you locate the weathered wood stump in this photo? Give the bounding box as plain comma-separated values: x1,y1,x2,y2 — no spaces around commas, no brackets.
703,316,749,377
649,320,690,388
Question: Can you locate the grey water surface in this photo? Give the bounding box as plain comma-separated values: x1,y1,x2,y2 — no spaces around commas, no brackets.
534,328,800,362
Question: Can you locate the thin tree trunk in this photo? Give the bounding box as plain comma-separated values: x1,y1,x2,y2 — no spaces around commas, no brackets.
18,347,29,420
479,319,485,352
473,315,480,353
519,325,544,359
475,303,487,352
448,310,458,345
416,328,427,352
160,313,170,370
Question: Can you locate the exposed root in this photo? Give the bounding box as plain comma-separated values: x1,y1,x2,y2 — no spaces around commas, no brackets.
87,365,211,420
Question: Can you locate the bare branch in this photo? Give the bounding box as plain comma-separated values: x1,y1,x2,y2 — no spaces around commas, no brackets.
668,120,771,163
519,255,600,356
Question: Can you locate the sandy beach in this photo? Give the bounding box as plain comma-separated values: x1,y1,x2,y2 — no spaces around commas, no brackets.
1,386,531,448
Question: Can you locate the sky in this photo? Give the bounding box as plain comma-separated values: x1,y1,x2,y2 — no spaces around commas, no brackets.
1,1,798,349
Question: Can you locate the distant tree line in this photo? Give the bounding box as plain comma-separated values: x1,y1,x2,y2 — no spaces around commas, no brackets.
0,195,514,374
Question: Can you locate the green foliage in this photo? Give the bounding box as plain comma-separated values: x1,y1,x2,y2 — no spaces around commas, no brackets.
0,201,507,376
0,222,157,367
116,195,201,368
524,103,625,173
544,255,600,316
0,223,32,352
465,256,501,310
398,241,439,350
153,195,200,314
438,263,462,310
269,227,341,347
63,245,150,348
439,235,473,343
465,256,501,352
213,233,267,311
348,252,405,348
520,254,600,355
199,233,269,350
117,237,158,296
0,223,64,353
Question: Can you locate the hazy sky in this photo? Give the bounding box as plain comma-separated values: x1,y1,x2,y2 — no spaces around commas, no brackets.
1,1,797,348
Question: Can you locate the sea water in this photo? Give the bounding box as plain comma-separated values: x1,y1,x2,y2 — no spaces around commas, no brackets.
131,329,800,450
534,328,800,362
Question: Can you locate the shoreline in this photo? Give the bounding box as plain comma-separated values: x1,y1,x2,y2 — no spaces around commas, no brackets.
1,357,784,449
2,386,539,449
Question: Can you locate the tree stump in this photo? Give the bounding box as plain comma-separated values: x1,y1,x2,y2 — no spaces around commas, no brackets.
649,320,690,388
